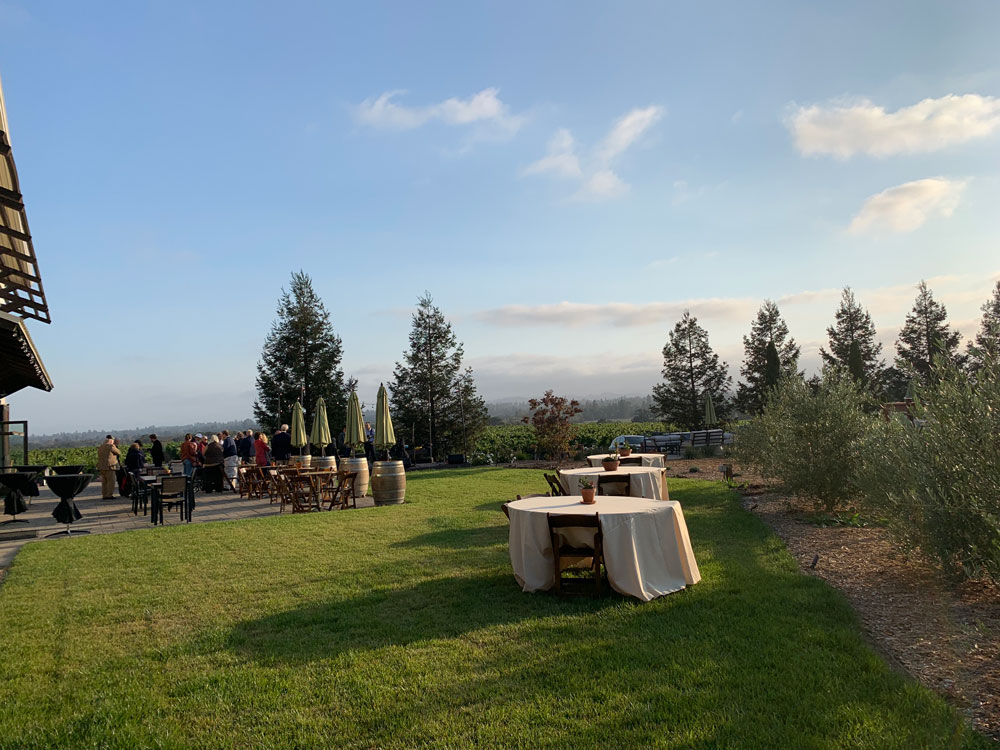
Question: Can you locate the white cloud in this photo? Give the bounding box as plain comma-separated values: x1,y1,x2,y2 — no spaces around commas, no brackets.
521,129,581,178
574,169,628,200
596,106,664,163
477,298,756,328
354,88,523,134
523,105,664,201
848,177,966,234
788,94,1000,158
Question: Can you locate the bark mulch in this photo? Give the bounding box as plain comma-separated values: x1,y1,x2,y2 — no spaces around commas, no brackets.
740,489,999,742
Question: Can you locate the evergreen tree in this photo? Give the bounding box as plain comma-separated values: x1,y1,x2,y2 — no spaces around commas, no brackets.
819,287,884,385
438,367,489,457
764,340,782,389
253,271,346,434
652,311,732,429
390,294,485,461
847,339,866,384
894,280,962,380
967,280,1000,374
736,300,799,414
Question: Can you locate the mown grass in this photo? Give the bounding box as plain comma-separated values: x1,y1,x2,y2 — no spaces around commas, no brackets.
0,468,986,748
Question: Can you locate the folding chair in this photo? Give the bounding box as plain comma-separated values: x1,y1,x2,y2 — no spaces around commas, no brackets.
598,474,631,496
544,473,568,497
547,512,604,595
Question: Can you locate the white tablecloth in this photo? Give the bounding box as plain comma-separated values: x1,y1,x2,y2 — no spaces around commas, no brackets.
587,453,664,468
558,465,668,500
507,495,701,601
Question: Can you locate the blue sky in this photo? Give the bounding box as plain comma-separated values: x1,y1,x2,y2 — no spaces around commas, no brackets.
3,1,1000,433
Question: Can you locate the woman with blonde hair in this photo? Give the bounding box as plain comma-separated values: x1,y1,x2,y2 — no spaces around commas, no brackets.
254,431,270,467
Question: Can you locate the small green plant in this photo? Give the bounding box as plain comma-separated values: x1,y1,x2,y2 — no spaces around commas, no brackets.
577,476,595,490
683,446,698,459
606,448,620,461
688,466,700,473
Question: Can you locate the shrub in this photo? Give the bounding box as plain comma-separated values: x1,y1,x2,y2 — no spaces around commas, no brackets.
734,371,875,511
522,391,582,459
856,353,1000,582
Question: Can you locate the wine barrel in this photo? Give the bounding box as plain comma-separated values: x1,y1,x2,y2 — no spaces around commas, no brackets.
312,456,337,471
290,454,312,468
341,456,370,497
371,460,406,505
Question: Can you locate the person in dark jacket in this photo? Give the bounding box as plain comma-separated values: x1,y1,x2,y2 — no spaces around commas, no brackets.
238,431,254,463
202,436,225,493
271,424,291,464
221,430,239,486
336,426,349,458
149,434,164,467
124,441,146,474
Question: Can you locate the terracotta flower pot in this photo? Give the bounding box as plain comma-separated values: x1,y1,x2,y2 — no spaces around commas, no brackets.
620,447,632,457
580,488,596,504
602,460,620,472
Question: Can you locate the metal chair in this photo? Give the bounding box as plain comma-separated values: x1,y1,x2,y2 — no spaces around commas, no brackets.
152,475,192,525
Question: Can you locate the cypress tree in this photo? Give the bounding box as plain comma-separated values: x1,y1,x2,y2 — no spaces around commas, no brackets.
894,280,962,380
390,293,486,461
652,311,732,429
967,280,1000,374
253,271,347,434
736,300,799,414
820,287,884,385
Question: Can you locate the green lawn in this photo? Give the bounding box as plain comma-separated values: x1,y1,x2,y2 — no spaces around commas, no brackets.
0,468,985,748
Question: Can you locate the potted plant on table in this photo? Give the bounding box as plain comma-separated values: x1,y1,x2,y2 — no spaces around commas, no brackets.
578,477,596,504
602,449,620,472
619,442,633,457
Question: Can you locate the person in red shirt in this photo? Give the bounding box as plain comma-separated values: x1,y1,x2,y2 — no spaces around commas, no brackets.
180,433,201,477
254,432,270,466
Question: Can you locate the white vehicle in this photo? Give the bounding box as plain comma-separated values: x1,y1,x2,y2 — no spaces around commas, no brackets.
608,435,646,451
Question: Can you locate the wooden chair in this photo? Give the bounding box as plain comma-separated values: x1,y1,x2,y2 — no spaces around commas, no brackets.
598,474,631,496
287,475,319,513
271,472,295,513
546,513,604,595
544,473,568,497
236,465,252,498
312,472,339,510
619,456,642,466
332,471,358,510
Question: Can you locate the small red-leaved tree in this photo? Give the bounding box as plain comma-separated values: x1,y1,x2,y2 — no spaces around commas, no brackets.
522,390,582,461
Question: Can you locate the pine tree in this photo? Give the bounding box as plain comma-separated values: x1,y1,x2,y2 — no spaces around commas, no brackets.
652,311,732,429
847,339,866,384
820,287,884,385
253,271,347,434
439,368,489,457
736,301,799,414
764,340,782,389
390,294,486,461
894,280,962,380
967,280,1000,374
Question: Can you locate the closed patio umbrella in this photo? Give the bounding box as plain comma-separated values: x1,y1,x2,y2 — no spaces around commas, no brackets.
290,401,307,455
704,393,718,428
310,397,332,456
374,383,396,460
345,391,365,457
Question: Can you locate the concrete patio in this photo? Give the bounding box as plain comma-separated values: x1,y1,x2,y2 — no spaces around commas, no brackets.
0,477,375,568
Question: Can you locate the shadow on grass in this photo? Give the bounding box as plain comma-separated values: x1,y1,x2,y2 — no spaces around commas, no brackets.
226,572,623,665
390,525,506,550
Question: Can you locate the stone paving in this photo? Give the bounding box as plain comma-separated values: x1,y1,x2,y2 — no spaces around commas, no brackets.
0,477,375,568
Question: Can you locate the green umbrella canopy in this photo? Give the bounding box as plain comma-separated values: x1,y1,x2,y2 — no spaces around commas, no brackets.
310,396,332,453
374,383,396,449
345,391,365,452
704,393,718,427
290,401,308,449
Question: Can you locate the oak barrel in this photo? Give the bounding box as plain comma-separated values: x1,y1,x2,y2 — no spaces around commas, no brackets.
371,460,406,505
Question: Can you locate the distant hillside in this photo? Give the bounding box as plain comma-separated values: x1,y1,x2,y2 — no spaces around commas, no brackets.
31,419,262,448
487,395,656,424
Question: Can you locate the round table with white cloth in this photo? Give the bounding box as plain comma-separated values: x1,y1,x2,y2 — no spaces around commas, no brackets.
587,453,664,468
506,495,701,601
558,465,668,500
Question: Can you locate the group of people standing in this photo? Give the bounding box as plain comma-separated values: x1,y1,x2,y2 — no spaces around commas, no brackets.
96,422,379,500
